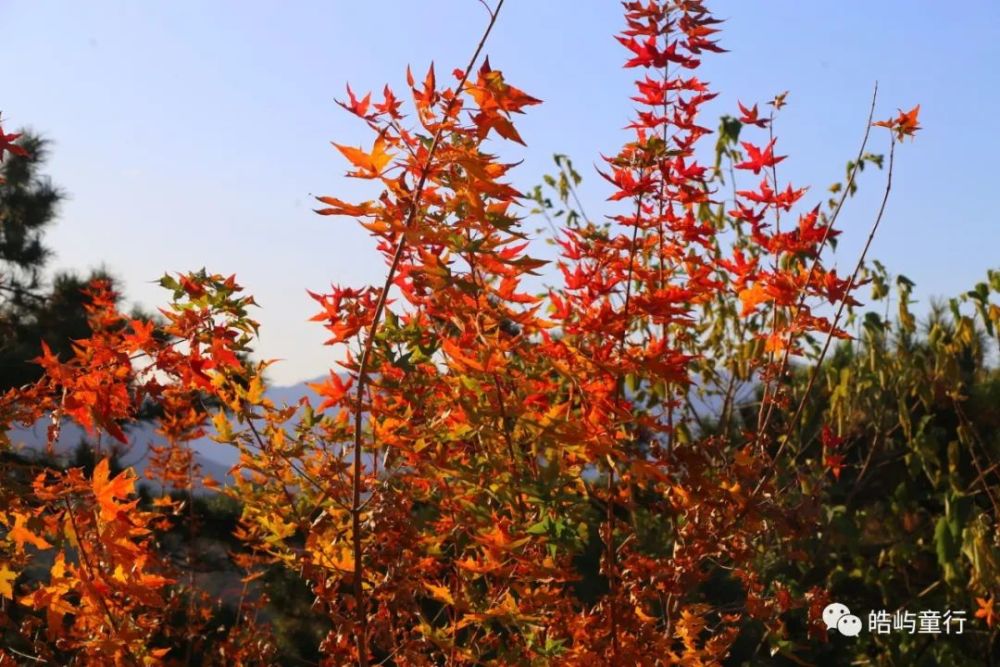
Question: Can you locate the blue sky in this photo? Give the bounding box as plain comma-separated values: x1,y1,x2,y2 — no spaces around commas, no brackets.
3,1,998,385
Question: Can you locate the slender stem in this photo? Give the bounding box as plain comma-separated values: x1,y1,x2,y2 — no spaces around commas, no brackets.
345,5,505,664
554,157,592,228
758,84,879,437
184,440,197,667
953,400,1000,514
658,32,673,451
690,94,898,579
5,648,47,664
606,196,644,659
762,135,895,485
755,109,782,434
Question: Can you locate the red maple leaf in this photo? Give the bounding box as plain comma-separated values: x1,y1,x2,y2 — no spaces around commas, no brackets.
737,101,769,128
0,116,28,163
735,139,785,174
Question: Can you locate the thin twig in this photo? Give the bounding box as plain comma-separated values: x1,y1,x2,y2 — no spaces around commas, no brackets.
761,135,896,490
5,647,48,664
755,108,783,434
758,84,879,437
345,4,506,663
605,195,645,660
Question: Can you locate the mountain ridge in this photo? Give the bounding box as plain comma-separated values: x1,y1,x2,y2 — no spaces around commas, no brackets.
5,376,324,490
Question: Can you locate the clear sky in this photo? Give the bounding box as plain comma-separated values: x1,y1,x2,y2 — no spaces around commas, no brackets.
3,1,998,385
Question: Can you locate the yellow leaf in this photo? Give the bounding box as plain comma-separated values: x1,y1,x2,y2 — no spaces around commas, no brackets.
258,513,296,541
721,480,742,497
212,410,233,441
63,515,78,547
246,376,265,405
9,513,52,552
455,613,487,630
0,564,17,598
51,552,66,580
330,551,355,573
424,582,455,605
456,556,499,575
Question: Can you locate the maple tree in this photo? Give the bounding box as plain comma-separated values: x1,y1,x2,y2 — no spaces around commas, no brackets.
2,1,998,665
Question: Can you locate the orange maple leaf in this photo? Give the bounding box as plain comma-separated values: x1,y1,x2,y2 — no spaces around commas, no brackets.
332,135,393,177
92,458,137,522
307,371,354,412
976,596,995,628
424,582,455,605
138,573,176,589
873,104,921,141
9,513,52,552
124,318,156,349
314,196,377,217
738,283,773,316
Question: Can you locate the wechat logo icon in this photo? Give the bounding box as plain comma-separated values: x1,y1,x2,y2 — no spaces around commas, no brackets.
824,602,862,637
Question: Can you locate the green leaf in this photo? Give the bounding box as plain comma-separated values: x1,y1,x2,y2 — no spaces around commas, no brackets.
526,518,549,536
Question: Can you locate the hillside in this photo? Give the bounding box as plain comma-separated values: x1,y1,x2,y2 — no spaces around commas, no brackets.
5,376,323,490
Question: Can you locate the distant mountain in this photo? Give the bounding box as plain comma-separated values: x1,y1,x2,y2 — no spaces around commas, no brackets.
5,377,324,491
6,372,757,491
